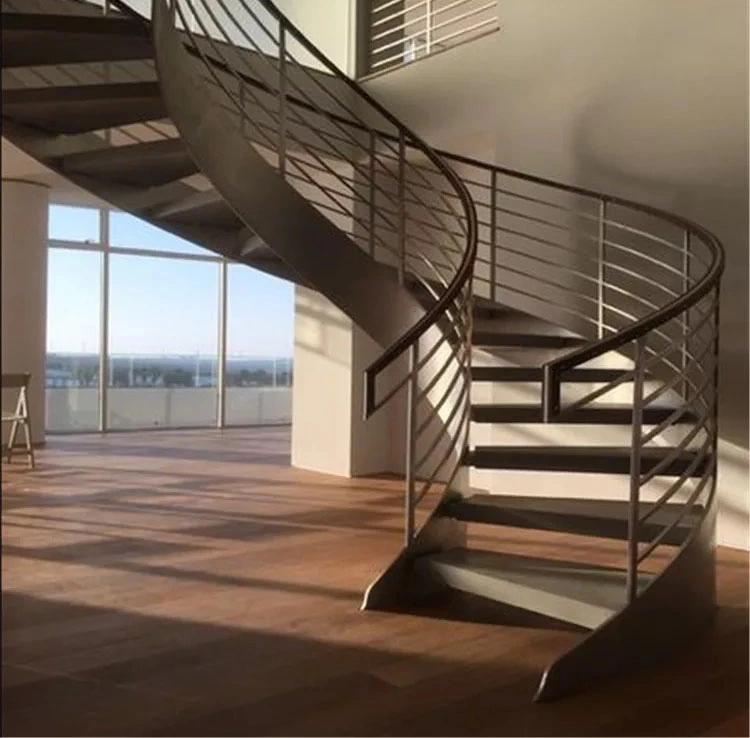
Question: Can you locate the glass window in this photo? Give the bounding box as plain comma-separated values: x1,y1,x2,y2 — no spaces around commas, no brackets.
45,249,101,431
107,253,220,428
225,264,293,425
49,204,100,244
109,211,213,256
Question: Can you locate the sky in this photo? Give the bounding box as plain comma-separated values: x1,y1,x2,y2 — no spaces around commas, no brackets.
47,205,294,358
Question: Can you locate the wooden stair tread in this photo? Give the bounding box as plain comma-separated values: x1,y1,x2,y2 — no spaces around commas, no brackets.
417,548,653,630
466,445,708,476
440,494,699,544
470,403,693,425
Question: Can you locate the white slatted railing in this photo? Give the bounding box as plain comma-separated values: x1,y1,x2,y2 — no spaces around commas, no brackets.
367,0,498,74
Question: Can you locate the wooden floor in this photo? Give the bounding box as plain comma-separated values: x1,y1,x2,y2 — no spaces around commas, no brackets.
2,427,748,737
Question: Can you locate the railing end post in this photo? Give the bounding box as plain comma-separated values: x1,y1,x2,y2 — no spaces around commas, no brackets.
542,364,560,423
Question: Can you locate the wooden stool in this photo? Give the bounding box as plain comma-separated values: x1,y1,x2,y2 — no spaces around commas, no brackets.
2,372,35,469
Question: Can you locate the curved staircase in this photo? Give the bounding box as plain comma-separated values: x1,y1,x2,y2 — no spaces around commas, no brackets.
1,0,724,702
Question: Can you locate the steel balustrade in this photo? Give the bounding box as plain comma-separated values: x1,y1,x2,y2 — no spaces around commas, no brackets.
8,0,724,603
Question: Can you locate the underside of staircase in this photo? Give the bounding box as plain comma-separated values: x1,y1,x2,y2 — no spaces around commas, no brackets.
1,0,724,703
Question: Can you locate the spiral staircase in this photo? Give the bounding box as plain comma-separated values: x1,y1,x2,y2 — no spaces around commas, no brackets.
1,0,724,702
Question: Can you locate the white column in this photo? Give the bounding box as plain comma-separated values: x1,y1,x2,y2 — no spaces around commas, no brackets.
1,179,49,445
291,285,403,477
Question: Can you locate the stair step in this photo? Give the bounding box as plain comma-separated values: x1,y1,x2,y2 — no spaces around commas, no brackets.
441,494,700,544
473,331,586,349
470,403,692,425
152,188,242,229
61,138,197,187
2,82,165,135
1,13,152,68
470,366,629,383
416,548,652,629
466,445,709,476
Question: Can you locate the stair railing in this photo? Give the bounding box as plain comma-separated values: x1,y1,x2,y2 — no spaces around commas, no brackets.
150,0,477,546
403,150,723,599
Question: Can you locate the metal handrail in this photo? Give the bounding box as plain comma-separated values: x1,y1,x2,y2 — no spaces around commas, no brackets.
17,0,722,599
138,0,477,546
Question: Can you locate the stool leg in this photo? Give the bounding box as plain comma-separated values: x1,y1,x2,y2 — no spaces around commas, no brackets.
7,419,19,463
22,421,34,470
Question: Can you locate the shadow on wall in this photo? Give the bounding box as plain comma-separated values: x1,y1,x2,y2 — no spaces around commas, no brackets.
570,85,749,450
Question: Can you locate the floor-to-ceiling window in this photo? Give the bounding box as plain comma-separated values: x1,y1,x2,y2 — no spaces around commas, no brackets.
45,202,294,432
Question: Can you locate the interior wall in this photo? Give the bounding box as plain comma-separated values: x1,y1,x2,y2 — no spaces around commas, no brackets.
362,0,749,548
1,179,50,446
292,285,399,477
292,285,354,475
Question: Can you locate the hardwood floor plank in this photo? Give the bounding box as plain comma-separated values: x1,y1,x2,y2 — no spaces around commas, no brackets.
2,427,747,736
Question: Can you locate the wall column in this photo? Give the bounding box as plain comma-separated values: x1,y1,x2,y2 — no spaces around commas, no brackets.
291,285,403,477
1,179,49,445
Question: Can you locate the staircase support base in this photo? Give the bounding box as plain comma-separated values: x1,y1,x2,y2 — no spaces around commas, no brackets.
535,496,717,701
362,503,467,611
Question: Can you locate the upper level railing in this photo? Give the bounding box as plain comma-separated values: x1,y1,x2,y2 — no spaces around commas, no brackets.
365,0,499,75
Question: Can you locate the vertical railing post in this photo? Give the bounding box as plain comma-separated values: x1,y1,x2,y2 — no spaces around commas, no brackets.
368,130,377,258
711,286,721,468
217,259,227,428
681,230,691,400
98,208,110,432
489,170,497,303
278,26,287,178
425,0,433,55
627,336,646,603
597,199,607,340
542,364,560,423
404,342,418,545
397,130,406,286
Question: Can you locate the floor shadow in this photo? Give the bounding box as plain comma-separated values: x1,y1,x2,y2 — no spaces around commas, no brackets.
3,591,747,737
1,592,545,737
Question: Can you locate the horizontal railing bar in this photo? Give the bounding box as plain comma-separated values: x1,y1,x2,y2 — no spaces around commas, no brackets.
637,464,712,562
372,0,426,27
415,380,469,472
429,16,498,48
601,239,686,279
639,373,714,446
371,43,428,69
415,393,471,500
415,350,469,437
639,413,710,486
639,436,713,525
640,338,716,409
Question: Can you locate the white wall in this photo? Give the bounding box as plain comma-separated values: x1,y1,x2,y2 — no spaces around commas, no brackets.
278,0,356,75
1,180,50,446
362,0,749,548
292,285,400,477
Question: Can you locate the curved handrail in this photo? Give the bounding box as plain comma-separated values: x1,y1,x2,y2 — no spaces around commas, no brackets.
114,0,478,419
3,0,725,697
146,0,478,542
109,0,721,392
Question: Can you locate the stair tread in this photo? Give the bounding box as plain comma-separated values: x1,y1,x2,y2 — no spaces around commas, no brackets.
473,331,587,349
467,445,708,476
61,138,196,187
470,403,692,425
3,82,165,134
470,366,630,382
1,13,152,68
419,548,652,629
452,493,700,521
